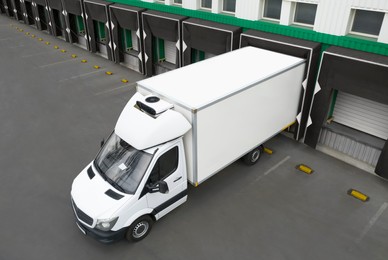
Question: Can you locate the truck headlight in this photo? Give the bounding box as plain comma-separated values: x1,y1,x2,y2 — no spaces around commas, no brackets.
95,217,119,231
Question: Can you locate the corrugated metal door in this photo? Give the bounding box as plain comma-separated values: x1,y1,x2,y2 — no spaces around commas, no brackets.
333,91,388,139
164,40,176,64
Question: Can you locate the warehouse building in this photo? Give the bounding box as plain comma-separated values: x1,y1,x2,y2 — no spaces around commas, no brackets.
2,0,388,178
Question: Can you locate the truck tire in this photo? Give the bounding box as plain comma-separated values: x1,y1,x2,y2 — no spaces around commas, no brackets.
126,215,153,242
243,145,264,166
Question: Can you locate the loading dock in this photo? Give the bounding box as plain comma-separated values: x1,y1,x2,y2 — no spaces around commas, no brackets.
61,0,89,50
0,0,4,14
9,0,24,21
109,4,145,74
142,10,186,76
33,0,51,33
240,30,321,141
21,0,37,27
1,0,14,17
83,0,113,60
46,0,68,41
182,18,241,65
305,46,388,178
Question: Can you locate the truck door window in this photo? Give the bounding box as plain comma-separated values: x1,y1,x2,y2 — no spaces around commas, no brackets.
149,146,179,184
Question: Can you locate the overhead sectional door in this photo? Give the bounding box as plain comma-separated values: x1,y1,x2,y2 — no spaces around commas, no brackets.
164,40,176,64
333,91,388,140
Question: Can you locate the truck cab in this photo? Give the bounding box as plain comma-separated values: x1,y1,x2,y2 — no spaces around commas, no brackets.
71,93,191,242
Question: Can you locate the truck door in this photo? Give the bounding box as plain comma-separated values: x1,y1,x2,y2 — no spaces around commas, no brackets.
145,145,186,218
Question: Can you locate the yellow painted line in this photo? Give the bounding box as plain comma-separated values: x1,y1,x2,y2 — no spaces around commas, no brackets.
121,79,129,83
93,65,100,69
81,59,87,63
282,121,296,131
296,164,313,174
263,147,273,154
348,189,369,202
105,71,113,75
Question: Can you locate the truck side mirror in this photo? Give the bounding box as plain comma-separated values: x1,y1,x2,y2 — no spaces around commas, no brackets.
147,181,169,194
158,181,169,194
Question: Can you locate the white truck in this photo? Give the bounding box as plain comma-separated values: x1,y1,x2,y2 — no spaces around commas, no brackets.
71,46,305,243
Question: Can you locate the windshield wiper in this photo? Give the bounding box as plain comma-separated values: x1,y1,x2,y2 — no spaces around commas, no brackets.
94,164,107,181
106,178,125,193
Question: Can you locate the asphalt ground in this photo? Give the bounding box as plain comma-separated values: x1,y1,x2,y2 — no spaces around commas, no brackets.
1,14,388,260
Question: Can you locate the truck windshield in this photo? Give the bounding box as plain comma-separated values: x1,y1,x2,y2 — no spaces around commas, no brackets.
94,133,153,194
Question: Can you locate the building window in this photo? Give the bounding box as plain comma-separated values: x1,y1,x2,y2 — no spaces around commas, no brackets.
350,9,384,37
174,0,182,4
293,2,317,26
201,0,211,9
263,0,282,20
223,0,236,13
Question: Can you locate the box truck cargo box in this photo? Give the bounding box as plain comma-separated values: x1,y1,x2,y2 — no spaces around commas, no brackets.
136,46,305,185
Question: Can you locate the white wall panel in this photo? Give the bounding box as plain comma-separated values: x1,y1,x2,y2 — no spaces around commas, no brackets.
280,0,293,25
378,13,388,43
314,0,388,37
182,0,200,10
141,0,388,42
235,0,262,20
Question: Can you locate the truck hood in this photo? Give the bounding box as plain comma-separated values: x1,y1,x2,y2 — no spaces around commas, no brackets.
71,163,130,222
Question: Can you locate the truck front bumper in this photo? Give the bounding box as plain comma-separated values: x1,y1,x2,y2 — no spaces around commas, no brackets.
75,219,127,244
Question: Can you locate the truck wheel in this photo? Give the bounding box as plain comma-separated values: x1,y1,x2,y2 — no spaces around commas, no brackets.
243,146,263,166
126,215,153,242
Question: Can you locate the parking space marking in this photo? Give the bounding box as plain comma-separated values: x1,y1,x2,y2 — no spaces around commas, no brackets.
22,51,52,58
252,156,291,184
357,202,388,243
94,82,137,95
58,70,102,82
39,58,77,68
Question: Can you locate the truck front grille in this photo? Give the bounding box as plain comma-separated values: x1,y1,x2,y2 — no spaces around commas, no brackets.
72,200,93,226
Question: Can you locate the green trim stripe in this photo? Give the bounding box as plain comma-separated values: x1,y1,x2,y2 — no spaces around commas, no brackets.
108,0,388,56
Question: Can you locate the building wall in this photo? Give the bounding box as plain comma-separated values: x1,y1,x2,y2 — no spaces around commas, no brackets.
141,0,388,44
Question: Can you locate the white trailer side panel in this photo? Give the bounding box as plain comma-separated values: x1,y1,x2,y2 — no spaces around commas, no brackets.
137,47,306,185
196,63,305,183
